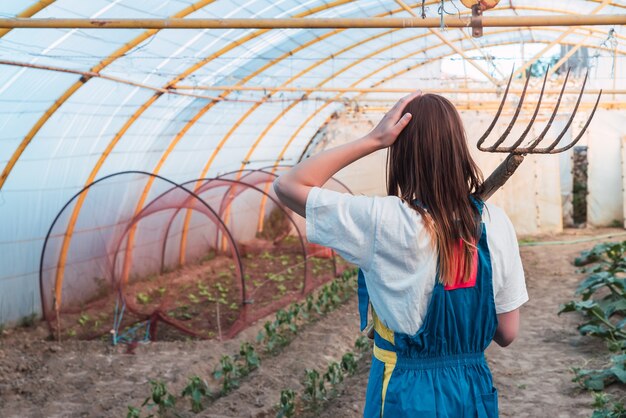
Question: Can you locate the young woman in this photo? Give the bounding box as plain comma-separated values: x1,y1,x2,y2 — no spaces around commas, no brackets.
273,92,528,417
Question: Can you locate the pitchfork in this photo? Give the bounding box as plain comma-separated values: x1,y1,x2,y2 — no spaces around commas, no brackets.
476,67,602,201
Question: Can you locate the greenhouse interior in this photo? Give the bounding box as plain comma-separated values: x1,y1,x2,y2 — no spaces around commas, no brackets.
0,1,625,417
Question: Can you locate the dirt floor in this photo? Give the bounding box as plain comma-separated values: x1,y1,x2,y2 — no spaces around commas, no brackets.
1,228,625,417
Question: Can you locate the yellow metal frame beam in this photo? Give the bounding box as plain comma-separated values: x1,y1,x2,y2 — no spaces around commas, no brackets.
270,35,619,180
0,0,55,38
50,0,361,304
394,0,500,86
126,2,451,264
170,85,619,95
0,0,220,190
3,2,620,193
3,14,626,28
21,0,619,307
177,25,620,257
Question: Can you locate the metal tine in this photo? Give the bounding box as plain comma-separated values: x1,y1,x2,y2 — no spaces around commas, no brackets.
486,66,532,151
534,70,589,153
550,87,602,154
521,68,571,153
477,68,514,150
498,67,549,152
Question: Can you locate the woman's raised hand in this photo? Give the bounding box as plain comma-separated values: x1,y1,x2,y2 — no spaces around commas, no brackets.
367,91,421,149
274,91,420,217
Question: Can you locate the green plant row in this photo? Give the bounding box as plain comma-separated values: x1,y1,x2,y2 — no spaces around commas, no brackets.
276,335,372,418
127,267,359,418
559,241,626,417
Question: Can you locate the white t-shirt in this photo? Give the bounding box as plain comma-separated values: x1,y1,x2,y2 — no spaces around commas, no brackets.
305,187,528,336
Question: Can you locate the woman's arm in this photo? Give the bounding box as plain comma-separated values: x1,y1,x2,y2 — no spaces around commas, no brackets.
493,309,520,347
273,92,421,217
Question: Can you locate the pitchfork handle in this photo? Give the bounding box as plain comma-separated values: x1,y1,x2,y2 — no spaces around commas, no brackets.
477,153,525,201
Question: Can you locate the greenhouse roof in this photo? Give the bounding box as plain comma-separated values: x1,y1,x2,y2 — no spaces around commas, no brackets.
0,0,624,323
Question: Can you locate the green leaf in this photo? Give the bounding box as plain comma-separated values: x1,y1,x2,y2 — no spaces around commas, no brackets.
584,375,606,391
609,366,626,383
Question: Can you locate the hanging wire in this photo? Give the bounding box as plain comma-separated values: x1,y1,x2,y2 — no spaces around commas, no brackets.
437,0,462,30
601,28,618,79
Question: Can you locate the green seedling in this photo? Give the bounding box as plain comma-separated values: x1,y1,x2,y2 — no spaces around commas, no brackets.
77,314,90,327
276,389,297,418
305,294,315,313
302,368,326,409
590,392,626,418
260,251,274,260
181,375,212,413
323,361,344,389
126,405,141,418
136,292,150,305
277,284,287,296
341,352,358,375
354,336,371,353
142,380,176,417
238,342,260,375
213,355,241,394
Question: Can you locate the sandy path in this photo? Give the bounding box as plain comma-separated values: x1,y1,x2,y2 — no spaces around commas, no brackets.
1,229,624,417
316,229,624,418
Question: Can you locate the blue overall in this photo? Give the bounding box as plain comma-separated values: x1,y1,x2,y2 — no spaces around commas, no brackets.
358,199,499,417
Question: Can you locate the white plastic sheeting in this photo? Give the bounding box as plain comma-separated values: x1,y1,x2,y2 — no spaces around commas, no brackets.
320,107,625,237
586,110,626,227
0,0,624,325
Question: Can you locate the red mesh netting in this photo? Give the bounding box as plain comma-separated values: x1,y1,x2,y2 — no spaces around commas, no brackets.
40,170,353,342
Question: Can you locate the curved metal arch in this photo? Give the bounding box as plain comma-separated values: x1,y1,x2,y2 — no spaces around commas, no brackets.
157,175,308,280
0,0,55,38
0,0,222,190
108,191,244,339
123,5,458,265
49,0,407,300
178,24,620,254
7,0,615,193
237,27,620,172
272,34,622,174
39,170,243,339
27,1,626,293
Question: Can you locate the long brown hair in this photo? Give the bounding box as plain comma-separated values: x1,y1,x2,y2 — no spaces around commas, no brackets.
387,94,483,285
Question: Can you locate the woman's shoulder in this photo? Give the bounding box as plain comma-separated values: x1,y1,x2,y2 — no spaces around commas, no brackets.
482,201,512,225
481,201,518,246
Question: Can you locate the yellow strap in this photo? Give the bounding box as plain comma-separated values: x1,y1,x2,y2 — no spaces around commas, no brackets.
373,344,397,365
373,343,397,417
371,308,396,417
372,308,394,345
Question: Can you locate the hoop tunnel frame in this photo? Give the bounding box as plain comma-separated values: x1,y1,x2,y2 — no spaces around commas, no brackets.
39,170,244,339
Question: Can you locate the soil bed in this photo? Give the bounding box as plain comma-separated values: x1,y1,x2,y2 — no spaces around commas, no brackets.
315,228,626,418
1,228,624,417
